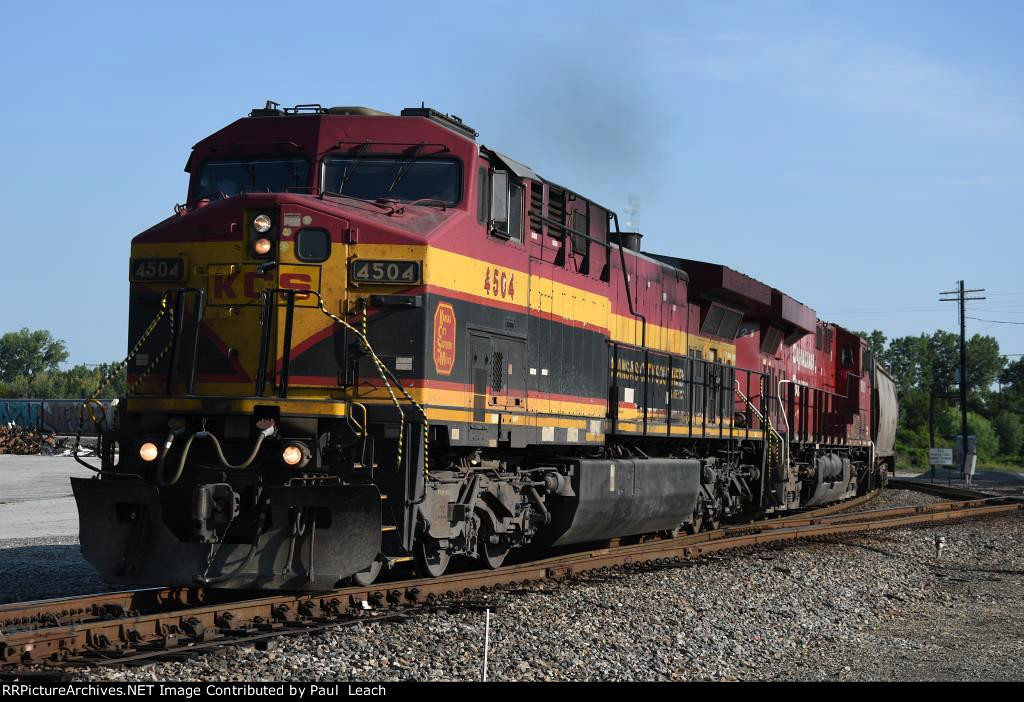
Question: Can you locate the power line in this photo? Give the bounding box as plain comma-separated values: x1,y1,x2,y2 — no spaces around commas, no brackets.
967,316,1024,325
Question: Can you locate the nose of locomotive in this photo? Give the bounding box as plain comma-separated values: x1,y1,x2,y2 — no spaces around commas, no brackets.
128,195,346,398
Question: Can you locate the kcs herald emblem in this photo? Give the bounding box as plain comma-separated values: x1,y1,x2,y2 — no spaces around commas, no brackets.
433,303,456,376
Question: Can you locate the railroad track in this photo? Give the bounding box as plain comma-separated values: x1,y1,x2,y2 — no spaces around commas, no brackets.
2,483,1020,673
885,478,999,501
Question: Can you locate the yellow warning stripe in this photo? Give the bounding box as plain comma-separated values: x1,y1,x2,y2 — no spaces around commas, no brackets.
355,243,737,361
127,396,347,417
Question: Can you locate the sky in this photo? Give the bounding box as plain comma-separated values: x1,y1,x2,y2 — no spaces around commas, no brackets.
1,1,1022,366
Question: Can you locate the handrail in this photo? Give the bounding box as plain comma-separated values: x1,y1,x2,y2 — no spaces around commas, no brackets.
164,288,206,397
610,212,645,349
735,382,787,460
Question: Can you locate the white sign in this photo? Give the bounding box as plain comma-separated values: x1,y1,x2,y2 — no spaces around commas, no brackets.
928,448,954,466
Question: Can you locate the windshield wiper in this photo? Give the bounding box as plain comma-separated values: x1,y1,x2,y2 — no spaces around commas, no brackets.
339,142,372,192
387,143,425,194
320,190,397,213
398,198,447,212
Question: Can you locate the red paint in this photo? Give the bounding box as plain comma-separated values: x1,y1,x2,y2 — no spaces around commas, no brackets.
243,272,274,297
213,273,239,299
279,272,312,293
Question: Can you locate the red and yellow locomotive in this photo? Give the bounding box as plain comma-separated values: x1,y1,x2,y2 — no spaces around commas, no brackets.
73,103,897,589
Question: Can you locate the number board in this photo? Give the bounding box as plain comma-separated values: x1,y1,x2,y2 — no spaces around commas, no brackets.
350,259,421,285
131,257,186,282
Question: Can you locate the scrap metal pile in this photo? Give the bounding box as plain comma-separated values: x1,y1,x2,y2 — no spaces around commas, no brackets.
0,423,72,455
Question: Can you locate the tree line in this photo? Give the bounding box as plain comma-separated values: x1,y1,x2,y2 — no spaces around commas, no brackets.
856,329,1023,468
0,328,125,399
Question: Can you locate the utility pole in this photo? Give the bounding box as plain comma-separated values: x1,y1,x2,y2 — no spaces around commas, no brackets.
940,281,985,478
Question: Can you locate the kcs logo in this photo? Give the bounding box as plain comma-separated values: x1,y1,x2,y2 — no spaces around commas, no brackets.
211,272,312,300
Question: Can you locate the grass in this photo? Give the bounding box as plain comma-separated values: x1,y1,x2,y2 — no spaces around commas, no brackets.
895,443,1024,473
978,461,1024,473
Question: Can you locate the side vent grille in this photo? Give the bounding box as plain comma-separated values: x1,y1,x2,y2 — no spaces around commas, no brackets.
529,182,544,236
761,326,785,356
491,352,505,392
548,185,566,237
700,302,744,340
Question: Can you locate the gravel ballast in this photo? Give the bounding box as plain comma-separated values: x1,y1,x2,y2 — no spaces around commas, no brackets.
60,489,1023,682
0,535,108,603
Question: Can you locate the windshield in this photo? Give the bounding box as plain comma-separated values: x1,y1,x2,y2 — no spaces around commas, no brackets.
196,158,309,199
321,156,462,204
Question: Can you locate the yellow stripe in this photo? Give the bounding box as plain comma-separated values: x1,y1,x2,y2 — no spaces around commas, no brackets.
129,241,741,418
356,243,737,360
127,396,347,417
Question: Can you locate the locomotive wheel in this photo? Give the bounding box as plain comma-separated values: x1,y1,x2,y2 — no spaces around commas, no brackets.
684,504,703,535
685,492,707,535
705,493,723,532
414,536,451,578
477,518,509,570
351,558,382,587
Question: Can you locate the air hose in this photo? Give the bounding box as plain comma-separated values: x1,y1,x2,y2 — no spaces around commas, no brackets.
195,504,265,586
157,424,277,486
195,538,260,585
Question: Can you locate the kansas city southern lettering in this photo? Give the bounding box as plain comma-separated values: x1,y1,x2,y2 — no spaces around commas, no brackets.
612,358,686,383
433,303,457,376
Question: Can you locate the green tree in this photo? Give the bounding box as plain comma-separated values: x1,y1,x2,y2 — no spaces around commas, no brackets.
938,408,999,462
993,411,1024,457
1000,358,1024,413
0,328,68,382
925,331,960,392
1002,357,1024,391
881,334,929,395
966,334,1004,410
853,329,887,359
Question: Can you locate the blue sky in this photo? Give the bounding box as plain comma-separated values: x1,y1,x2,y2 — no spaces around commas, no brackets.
2,1,1022,365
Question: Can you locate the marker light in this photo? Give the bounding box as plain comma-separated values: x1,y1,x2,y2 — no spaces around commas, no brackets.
253,237,273,255
139,442,159,462
281,443,310,468
253,214,273,233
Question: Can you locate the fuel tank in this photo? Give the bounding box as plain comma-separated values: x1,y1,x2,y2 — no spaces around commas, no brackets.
538,458,701,547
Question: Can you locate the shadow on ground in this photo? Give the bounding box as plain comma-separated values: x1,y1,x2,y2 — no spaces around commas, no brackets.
0,542,110,603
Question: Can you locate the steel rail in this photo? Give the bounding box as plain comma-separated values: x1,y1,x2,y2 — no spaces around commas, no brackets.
886,478,994,501
0,493,880,642
2,488,1020,669
0,490,882,639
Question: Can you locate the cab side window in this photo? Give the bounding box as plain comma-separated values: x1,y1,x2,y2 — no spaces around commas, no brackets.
489,170,523,242
476,167,487,225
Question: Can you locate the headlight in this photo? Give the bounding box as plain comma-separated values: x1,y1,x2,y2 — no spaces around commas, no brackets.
252,237,273,255
139,442,159,462
281,442,311,468
253,214,273,233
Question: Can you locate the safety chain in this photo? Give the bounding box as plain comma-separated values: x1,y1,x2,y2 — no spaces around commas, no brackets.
316,299,430,479
75,295,176,467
